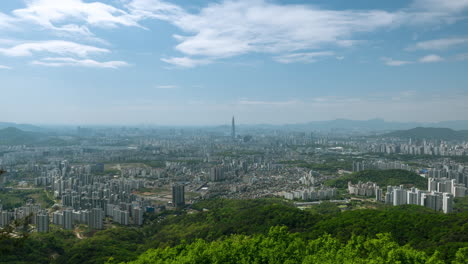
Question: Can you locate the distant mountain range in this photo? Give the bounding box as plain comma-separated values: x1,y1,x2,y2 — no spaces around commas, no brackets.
3,119,468,133
285,119,468,131
0,122,43,132
383,127,468,141
239,119,468,133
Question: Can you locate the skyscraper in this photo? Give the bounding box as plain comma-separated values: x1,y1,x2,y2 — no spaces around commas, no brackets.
231,116,236,139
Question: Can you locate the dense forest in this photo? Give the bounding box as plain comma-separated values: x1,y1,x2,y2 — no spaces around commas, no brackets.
325,169,427,189
1,199,467,263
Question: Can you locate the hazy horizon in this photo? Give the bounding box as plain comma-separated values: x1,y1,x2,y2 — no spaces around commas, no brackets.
3,117,468,128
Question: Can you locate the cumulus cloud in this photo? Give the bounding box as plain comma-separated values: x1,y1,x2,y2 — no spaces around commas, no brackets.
274,52,335,64
419,54,444,63
408,37,468,51
381,57,412,66
0,40,109,57
31,57,129,68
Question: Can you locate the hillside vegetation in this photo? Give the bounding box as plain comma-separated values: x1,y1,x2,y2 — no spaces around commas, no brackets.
325,169,427,189
121,227,465,264
0,127,71,146
0,199,467,264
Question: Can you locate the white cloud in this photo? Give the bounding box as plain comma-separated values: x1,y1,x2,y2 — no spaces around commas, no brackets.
0,12,16,29
0,65,12,69
274,52,334,64
12,0,140,36
405,0,468,25
0,40,109,57
126,0,468,67
0,39,19,45
161,57,212,68
156,85,177,89
419,54,444,63
408,37,468,51
128,0,399,66
2,0,468,68
381,57,412,66
125,0,184,21
31,57,129,68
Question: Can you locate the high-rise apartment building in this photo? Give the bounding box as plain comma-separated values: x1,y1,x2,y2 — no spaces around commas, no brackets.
442,193,454,214
63,209,73,230
90,208,104,230
172,184,185,207
37,210,49,233
133,207,144,226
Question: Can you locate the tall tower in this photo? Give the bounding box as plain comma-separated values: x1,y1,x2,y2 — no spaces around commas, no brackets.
231,116,236,139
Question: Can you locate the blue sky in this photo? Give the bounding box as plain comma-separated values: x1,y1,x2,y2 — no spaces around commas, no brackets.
1,0,468,125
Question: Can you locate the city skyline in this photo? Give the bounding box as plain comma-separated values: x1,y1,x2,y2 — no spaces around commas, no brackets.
1,0,468,125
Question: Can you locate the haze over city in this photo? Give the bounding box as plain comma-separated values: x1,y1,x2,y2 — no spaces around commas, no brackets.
1,0,468,125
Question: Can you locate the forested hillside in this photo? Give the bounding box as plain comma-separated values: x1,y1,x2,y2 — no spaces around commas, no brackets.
1,199,467,264
121,227,467,264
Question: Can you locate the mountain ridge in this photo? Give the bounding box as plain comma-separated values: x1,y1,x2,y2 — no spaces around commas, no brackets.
3,119,468,132
383,127,468,141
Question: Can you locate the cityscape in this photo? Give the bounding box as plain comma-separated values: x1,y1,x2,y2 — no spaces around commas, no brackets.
1,119,467,232
1,0,468,263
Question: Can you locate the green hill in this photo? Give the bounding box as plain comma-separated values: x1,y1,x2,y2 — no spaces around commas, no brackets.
0,127,44,145
0,127,71,146
325,169,426,189
1,199,467,263
384,127,468,141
